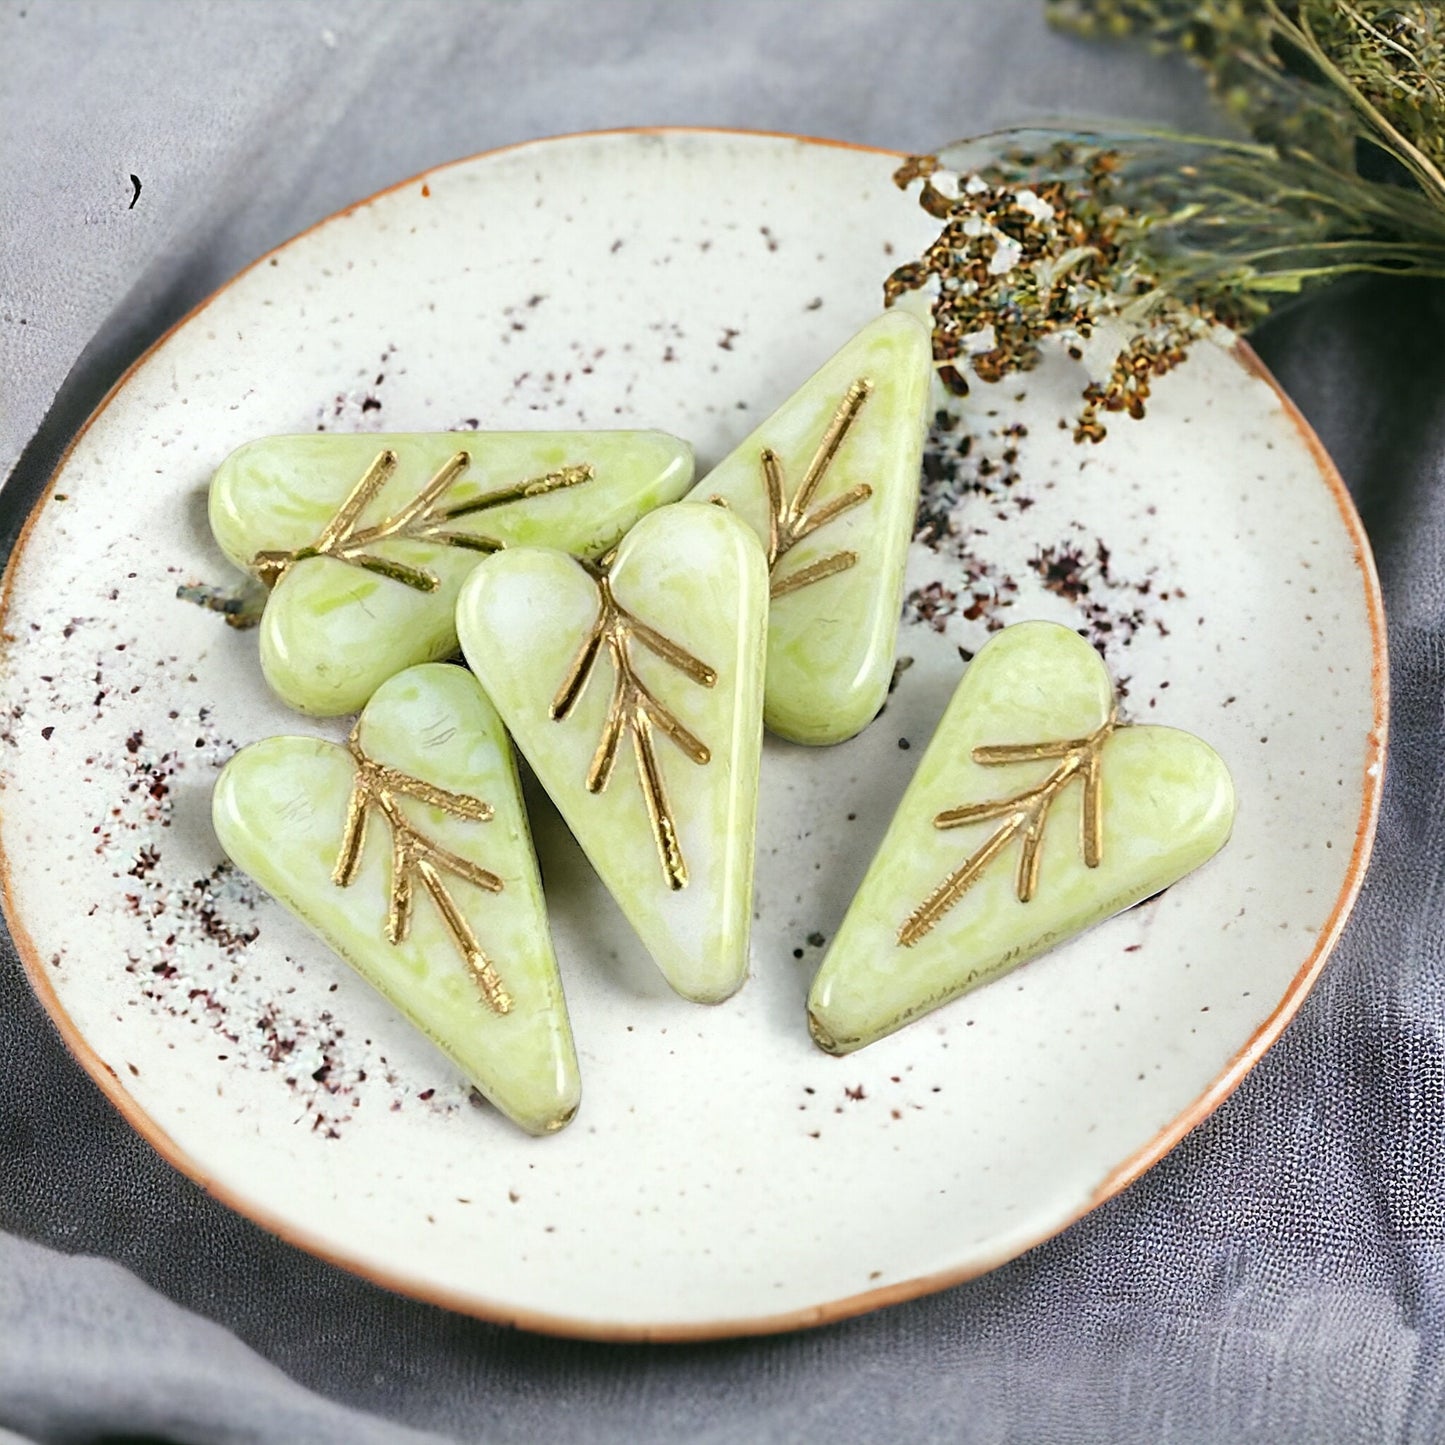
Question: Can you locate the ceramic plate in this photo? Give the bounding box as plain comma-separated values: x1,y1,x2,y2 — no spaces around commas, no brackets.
0,130,1386,1339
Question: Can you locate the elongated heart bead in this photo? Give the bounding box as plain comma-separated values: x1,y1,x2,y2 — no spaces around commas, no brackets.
457,503,768,1004
212,663,581,1135
210,430,694,715
808,621,1236,1054
691,311,931,744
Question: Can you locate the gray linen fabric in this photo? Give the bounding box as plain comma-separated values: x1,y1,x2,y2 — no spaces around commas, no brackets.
1,2,1441,1441
0,1234,448,1445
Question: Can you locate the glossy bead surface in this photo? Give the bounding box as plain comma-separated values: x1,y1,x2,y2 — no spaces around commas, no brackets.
691,311,931,744
808,622,1237,1054
210,430,694,716
213,663,581,1134
458,503,768,1004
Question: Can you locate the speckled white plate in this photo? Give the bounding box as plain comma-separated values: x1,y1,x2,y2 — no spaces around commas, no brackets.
0,130,1386,1340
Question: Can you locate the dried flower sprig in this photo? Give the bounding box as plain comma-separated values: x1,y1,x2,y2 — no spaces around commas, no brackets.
888,2,1445,440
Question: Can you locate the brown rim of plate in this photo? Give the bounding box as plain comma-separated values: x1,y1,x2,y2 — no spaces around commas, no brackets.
0,127,1390,1344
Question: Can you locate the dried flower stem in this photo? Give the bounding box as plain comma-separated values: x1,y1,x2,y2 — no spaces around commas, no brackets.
891,3,1445,439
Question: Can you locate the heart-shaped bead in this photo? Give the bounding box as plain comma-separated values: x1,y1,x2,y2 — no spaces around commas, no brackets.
807,621,1236,1054
210,431,693,715
691,311,931,744
457,503,768,1004
212,663,580,1134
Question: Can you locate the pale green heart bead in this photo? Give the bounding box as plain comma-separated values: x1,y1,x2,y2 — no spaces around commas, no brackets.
457,503,768,1004
690,310,931,745
808,621,1236,1054
212,662,581,1135
209,430,694,716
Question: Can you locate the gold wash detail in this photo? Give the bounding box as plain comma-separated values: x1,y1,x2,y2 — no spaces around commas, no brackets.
334,727,513,1013
251,449,594,591
550,569,717,891
899,712,1119,947
717,378,875,600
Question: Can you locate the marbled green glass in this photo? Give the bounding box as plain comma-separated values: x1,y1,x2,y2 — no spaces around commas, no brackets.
691,311,931,745
210,430,694,716
808,622,1236,1054
457,503,768,1004
212,663,581,1135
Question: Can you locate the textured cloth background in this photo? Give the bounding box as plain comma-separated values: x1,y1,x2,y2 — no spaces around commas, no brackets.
1,2,1441,1442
